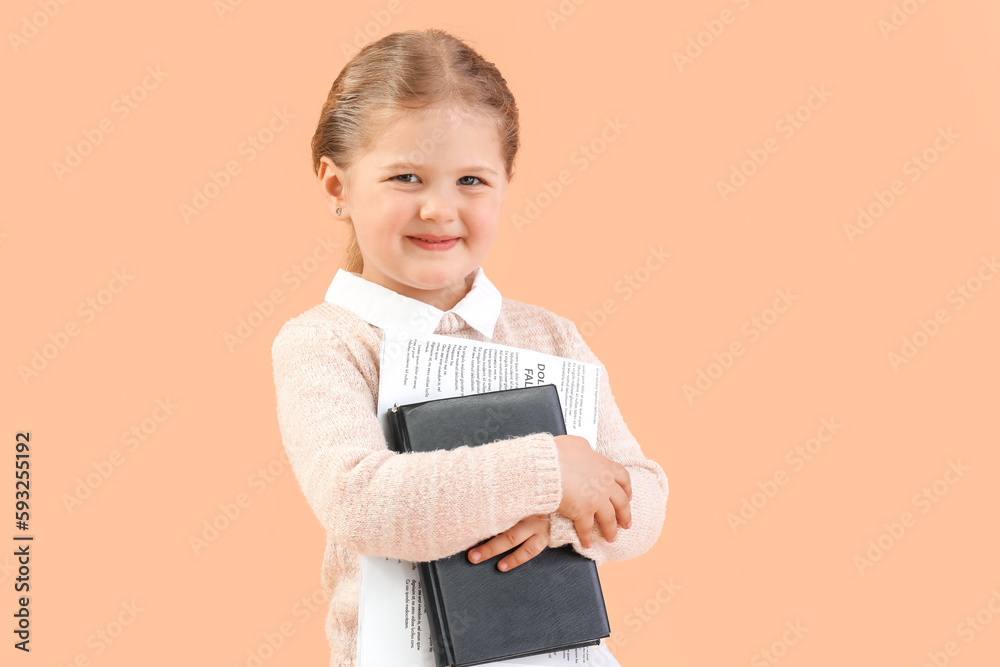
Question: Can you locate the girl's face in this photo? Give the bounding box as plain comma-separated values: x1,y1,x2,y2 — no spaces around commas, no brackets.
319,105,509,311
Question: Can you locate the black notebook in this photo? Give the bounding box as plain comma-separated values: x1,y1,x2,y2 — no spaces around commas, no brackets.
386,384,611,667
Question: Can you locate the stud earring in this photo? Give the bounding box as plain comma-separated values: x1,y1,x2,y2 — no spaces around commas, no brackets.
336,207,342,215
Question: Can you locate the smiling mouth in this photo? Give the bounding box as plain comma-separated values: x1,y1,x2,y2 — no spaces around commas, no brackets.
407,235,460,251
408,235,458,242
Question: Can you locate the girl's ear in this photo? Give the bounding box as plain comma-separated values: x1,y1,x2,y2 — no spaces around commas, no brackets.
318,156,347,217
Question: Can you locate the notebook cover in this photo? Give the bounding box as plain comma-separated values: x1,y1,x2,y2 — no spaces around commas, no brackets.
386,384,611,667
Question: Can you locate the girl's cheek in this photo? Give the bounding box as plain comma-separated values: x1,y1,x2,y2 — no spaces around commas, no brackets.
468,199,502,222
373,205,410,230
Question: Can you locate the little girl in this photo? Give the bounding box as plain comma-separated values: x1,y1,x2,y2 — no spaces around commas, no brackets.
271,28,669,667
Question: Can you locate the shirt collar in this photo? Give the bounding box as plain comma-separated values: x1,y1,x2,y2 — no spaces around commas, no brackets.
324,266,503,340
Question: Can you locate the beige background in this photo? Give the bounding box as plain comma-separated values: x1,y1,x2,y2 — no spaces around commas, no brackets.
3,0,999,665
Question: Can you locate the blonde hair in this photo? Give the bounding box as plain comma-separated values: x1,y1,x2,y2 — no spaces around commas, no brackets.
310,28,521,274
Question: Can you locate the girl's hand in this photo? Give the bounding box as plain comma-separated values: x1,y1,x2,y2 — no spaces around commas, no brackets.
553,434,632,548
467,514,550,572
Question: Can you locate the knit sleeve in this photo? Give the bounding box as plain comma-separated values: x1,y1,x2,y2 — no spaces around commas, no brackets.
546,323,669,566
271,321,565,563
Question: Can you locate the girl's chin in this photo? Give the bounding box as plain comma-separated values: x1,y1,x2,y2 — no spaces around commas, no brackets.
400,266,474,289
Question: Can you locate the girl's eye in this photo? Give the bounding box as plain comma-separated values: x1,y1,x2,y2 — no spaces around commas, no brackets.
392,174,483,185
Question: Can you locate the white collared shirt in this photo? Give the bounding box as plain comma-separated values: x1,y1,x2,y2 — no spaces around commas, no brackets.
324,266,503,341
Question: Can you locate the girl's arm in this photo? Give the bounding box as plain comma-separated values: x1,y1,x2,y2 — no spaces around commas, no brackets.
547,324,670,566
271,321,565,564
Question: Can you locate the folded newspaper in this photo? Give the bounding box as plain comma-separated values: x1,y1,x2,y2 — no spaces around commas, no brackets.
356,332,621,667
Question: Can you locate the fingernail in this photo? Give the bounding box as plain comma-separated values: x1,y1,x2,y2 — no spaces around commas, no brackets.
498,561,508,571
470,550,480,562
626,519,633,528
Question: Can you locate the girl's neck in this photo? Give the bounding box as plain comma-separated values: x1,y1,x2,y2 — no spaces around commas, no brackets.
363,267,476,312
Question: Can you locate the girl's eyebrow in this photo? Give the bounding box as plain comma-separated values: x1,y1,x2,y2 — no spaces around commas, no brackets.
378,161,498,176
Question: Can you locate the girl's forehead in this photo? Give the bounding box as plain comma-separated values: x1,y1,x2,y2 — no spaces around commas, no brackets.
362,110,501,162
353,105,506,174
381,104,495,134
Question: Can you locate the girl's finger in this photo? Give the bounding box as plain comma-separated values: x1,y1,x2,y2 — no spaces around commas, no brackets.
468,527,520,564
611,483,632,529
574,515,595,549
595,502,618,543
614,462,632,501
497,534,546,572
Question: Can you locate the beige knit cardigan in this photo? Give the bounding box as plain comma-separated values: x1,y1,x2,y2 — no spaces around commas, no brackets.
271,297,669,666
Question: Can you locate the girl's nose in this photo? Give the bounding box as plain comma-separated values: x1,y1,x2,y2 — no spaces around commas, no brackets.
419,187,458,222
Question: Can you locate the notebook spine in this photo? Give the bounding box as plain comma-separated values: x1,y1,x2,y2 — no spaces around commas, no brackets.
387,404,411,453
390,405,454,666
419,560,455,667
